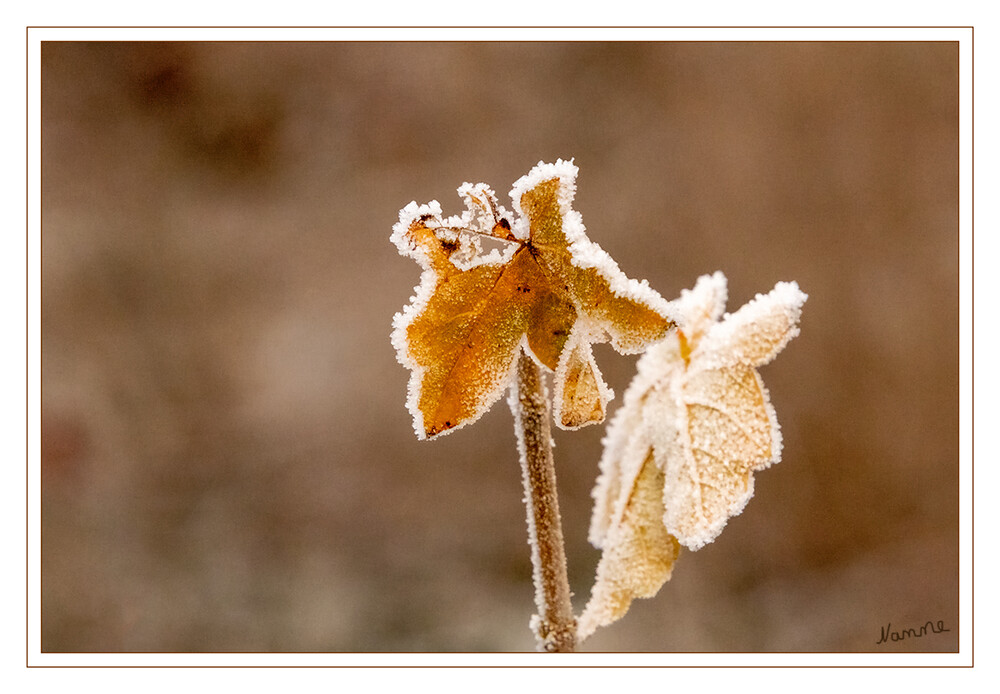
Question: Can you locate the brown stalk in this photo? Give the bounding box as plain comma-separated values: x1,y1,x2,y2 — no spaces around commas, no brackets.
510,349,577,653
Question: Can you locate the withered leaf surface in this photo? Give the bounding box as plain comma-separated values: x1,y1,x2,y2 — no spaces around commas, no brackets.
391,160,676,439
576,452,680,641
579,272,807,640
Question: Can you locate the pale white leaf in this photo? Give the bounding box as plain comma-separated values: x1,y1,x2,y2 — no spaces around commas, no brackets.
580,272,806,641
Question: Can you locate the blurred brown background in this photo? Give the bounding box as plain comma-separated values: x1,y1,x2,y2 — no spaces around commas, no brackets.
40,41,958,653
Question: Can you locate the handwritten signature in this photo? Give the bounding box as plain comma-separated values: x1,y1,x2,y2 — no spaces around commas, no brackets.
876,619,950,645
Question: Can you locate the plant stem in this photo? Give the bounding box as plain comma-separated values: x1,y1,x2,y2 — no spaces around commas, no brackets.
509,349,577,653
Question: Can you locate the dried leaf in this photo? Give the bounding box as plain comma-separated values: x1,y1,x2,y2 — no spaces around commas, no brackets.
579,272,806,640
576,452,680,641
391,160,677,439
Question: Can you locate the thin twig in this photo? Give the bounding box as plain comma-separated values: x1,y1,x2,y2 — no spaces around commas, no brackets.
509,349,577,653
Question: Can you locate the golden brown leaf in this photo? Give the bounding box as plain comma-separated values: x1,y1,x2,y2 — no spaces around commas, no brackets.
391,160,677,439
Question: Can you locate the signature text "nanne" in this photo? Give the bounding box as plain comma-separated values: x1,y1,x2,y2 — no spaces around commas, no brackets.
876,620,950,645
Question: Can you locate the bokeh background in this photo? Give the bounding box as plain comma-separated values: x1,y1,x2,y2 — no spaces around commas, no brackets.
40,40,959,653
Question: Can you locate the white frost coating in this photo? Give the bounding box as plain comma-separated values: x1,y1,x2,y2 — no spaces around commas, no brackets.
506,368,543,614
580,272,806,639
389,192,515,440
508,160,681,342
588,329,683,548
439,182,519,272
550,319,615,431
391,161,678,440
390,200,442,254
588,345,673,548
456,181,512,236
674,270,728,344
697,280,806,371
507,354,564,643
390,175,530,439
589,272,807,550
507,158,580,241
390,201,443,439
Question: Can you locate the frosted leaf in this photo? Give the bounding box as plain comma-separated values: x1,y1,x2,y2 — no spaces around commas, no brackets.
552,320,615,430
580,272,806,639
674,269,728,348
576,453,680,642
697,281,806,371
390,160,678,439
